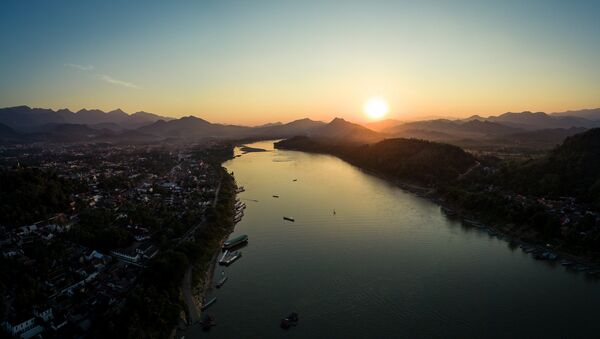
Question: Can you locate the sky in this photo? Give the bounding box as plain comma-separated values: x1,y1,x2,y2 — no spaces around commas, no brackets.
1,0,600,125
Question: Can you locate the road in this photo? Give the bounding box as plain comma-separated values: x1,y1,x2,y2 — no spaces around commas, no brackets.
180,178,223,325
182,266,201,324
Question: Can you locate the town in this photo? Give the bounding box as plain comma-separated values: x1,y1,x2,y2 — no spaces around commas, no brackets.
0,141,235,338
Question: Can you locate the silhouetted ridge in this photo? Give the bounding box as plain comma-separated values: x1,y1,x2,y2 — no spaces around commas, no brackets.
275,136,476,185
503,128,600,204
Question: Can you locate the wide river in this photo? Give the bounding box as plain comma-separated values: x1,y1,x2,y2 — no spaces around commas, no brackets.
186,140,600,338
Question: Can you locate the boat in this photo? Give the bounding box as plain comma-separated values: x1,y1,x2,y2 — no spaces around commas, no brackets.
283,217,295,222
219,250,229,262
216,276,228,288
463,218,485,228
273,195,279,198
201,297,217,310
441,206,457,217
533,251,559,261
280,312,299,329
219,251,242,265
292,179,297,182
223,234,248,249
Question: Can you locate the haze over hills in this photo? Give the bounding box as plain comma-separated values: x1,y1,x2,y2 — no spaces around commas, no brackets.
364,119,404,132
2,105,600,149
377,108,600,149
309,118,382,143
0,106,172,131
551,108,600,120
384,119,522,140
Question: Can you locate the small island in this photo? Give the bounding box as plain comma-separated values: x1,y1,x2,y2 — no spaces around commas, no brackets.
240,145,268,154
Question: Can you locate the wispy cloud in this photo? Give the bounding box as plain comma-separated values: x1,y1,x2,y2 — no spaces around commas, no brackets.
65,63,94,71
97,74,140,89
65,62,140,89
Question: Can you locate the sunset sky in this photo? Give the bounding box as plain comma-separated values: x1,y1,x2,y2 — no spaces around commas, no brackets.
1,0,600,124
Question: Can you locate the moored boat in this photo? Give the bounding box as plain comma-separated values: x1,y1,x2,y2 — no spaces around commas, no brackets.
219,251,242,265
223,234,248,249
201,297,217,311
283,216,295,222
216,276,228,288
280,312,299,329
441,206,457,217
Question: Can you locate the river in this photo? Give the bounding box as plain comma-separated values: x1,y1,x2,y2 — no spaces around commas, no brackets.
185,140,600,338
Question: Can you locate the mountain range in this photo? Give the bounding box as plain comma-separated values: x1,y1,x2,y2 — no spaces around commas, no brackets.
1,105,600,148
380,108,600,149
0,106,172,132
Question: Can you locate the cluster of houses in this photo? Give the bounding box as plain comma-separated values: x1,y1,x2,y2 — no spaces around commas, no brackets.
0,142,228,338
483,183,600,237
1,221,147,338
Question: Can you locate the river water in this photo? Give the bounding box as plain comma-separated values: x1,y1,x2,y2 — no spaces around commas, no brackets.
186,140,600,338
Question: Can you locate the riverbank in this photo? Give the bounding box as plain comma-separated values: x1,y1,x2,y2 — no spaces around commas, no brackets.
178,166,239,331
181,252,219,326
240,145,267,153
275,140,600,275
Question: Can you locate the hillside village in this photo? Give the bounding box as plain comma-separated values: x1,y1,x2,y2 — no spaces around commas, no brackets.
0,141,232,338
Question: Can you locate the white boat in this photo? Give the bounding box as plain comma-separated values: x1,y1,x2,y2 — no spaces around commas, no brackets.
219,251,242,265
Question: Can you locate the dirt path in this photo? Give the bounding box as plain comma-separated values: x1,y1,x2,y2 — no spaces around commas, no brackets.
182,266,201,325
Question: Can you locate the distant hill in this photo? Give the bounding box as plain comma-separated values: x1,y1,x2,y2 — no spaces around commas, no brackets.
275,136,476,185
0,105,172,131
253,118,325,138
38,123,115,142
486,111,598,130
385,119,521,139
364,119,403,132
499,127,587,149
0,106,66,131
3,105,600,146
551,108,600,120
379,110,600,149
138,116,252,139
138,116,376,142
0,123,26,143
309,118,382,143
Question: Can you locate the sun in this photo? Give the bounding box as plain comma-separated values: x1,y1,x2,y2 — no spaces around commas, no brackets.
364,97,389,120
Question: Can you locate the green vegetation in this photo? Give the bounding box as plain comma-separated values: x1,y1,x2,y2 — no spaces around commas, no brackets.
277,131,600,256
0,167,84,227
441,128,600,250
91,167,237,339
67,208,132,251
501,128,600,207
276,136,477,185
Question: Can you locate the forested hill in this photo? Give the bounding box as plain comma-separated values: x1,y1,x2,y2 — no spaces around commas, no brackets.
502,128,600,204
0,168,84,227
275,136,477,186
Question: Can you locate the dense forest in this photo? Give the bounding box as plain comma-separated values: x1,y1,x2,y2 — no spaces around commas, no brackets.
500,128,600,206
276,131,600,253
275,136,477,185
90,167,237,339
0,167,84,227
